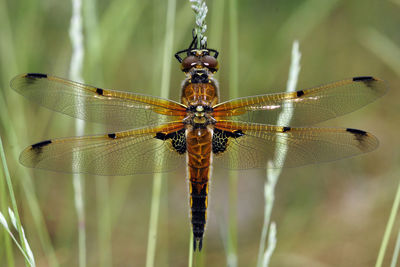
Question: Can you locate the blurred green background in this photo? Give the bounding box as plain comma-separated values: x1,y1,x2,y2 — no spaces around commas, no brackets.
0,0,399,266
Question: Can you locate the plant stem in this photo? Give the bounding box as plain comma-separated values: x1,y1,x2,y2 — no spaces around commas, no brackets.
0,139,15,267
227,0,239,265
376,179,400,267
146,0,176,266
69,0,86,265
0,137,30,266
390,227,400,267
257,41,301,267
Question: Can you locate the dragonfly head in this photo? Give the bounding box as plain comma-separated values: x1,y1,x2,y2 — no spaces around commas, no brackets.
175,31,219,74
180,49,219,74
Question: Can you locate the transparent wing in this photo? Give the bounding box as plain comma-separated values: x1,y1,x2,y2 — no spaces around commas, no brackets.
213,77,387,126
11,73,187,128
20,122,186,175
213,121,379,169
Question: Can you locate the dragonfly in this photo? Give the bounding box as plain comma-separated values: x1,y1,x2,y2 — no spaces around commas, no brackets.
11,34,386,251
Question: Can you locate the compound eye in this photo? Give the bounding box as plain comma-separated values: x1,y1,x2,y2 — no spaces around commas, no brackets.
181,56,197,72
201,55,219,72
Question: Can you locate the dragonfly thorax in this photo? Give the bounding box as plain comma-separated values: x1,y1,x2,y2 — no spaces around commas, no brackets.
189,69,211,84
184,105,215,127
181,70,219,107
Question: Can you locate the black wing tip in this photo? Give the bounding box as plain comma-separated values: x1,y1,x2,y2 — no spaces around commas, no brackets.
25,73,48,79
346,128,367,136
352,76,375,82
31,140,52,149
346,128,379,152
11,73,49,89
352,76,388,96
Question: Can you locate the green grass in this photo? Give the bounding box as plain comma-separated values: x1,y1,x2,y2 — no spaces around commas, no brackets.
227,0,239,265
146,1,176,266
0,137,34,266
376,180,400,267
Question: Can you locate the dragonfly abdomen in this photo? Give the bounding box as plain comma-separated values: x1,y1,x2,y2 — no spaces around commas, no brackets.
190,180,208,251
186,127,212,251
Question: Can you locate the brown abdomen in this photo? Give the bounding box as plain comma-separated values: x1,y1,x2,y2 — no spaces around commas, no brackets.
186,127,212,251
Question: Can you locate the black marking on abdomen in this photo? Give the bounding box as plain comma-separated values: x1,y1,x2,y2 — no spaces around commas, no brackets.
31,140,52,150
96,88,104,95
154,128,186,154
191,183,208,251
353,76,374,82
26,73,47,79
108,133,116,139
282,126,291,132
296,90,305,97
212,128,244,154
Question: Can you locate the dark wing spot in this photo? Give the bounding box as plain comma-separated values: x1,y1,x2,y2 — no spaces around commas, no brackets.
155,132,167,140
352,76,378,89
96,88,104,95
353,76,375,82
26,73,47,79
108,133,116,139
296,90,305,97
347,128,368,143
171,129,186,154
346,128,367,136
31,140,52,150
282,126,291,132
232,130,244,137
154,129,186,154
212,128,228,154
213,128,244,154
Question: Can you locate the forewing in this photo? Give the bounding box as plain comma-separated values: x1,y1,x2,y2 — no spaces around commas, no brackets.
20,122,186,175
213,121,379,169
11,73,187,128
213,77,387,126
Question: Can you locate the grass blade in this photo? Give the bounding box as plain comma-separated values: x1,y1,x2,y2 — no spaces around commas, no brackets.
69,0,86,266
257,41,301,267
376,180,400,267
0,137,33,266
227,0,239,265
146,0,176,266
